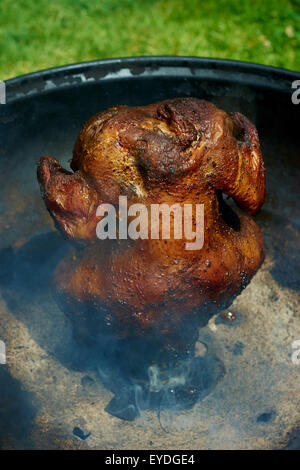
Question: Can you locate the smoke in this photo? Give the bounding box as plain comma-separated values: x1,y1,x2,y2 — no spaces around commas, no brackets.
0,231,227,424
94,333,225,422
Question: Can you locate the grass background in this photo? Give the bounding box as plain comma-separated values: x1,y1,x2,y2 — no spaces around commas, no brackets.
0,0,299,80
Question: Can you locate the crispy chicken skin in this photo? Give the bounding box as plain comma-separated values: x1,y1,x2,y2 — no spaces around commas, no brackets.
37,98,265,340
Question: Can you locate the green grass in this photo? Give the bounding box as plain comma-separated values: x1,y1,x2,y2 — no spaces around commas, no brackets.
0,0,299,79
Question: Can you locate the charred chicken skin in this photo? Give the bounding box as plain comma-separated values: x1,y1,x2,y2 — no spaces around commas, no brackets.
37,98,265,341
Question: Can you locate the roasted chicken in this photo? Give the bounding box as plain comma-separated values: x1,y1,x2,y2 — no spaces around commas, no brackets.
37,98,265,344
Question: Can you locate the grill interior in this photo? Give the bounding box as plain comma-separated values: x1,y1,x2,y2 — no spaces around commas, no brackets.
0,58,299,449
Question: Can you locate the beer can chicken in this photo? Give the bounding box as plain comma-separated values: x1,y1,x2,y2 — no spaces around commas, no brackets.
37,98,265,347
